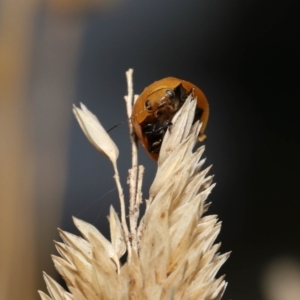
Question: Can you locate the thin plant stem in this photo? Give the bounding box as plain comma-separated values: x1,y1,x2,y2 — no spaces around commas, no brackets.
112,161,131,258
124,69,140,251
135,165,144,249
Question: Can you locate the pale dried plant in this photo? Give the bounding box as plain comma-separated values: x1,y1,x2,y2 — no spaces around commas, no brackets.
39,69,230,300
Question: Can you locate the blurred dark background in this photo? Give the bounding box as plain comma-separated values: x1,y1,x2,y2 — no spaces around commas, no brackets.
1,0,299,299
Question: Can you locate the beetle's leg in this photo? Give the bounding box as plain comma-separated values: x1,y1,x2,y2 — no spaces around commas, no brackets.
149,139,162,153
153,120,172,136
198,133,207,142
142,123,156,135
142,120,172,153
142,123,161,152
142,120,171,137
148,120,172,153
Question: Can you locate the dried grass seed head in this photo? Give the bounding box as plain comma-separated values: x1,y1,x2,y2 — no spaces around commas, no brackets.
73,103,119,164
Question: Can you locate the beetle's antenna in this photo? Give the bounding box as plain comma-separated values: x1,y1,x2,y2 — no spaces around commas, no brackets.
106,115,137,133
106,107,149,133
106,121,127,133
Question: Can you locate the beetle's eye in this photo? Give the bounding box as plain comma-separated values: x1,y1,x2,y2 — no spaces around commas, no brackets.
166,90,175,98
145,99,152,111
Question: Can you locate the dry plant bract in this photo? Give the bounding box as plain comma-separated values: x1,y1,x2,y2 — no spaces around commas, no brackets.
39,69,230,300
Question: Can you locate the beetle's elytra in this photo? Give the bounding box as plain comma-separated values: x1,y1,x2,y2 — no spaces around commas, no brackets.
131,77,209,160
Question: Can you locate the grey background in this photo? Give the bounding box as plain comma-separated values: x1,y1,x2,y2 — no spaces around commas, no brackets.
61,1,299,299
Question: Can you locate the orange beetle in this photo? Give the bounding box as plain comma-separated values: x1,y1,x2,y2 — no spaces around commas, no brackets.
131,77,209,160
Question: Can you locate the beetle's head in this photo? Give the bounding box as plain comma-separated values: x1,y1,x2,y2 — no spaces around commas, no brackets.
144,84,188,120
